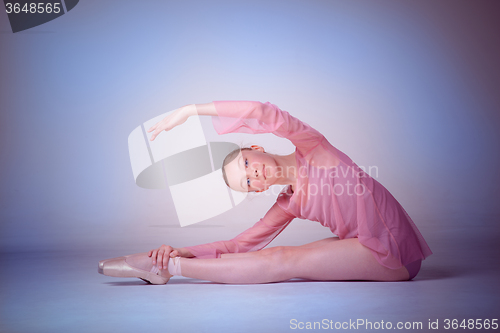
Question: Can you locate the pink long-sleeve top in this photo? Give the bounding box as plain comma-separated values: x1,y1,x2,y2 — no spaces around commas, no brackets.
185,101,433,269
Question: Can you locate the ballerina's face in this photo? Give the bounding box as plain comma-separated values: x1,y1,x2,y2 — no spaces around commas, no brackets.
223,146,278,192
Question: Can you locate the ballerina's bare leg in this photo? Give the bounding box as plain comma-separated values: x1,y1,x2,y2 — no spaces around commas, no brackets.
102,238,343,282
179,237,410,283
219,236,341,259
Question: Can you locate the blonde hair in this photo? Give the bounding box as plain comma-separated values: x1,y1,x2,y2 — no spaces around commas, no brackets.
221,147,252,187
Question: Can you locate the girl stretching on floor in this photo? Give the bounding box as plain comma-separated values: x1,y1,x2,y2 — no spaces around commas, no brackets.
98,101,432,284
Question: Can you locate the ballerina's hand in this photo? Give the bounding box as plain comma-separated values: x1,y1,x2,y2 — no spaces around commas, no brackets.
147,104,195,141
148,244,191,270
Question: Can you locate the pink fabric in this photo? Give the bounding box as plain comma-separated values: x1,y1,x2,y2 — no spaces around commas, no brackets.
185,201,295,259
404,259,422,280
185,101,433,269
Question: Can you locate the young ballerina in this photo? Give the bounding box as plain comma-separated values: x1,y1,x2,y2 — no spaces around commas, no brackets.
98,101,432,284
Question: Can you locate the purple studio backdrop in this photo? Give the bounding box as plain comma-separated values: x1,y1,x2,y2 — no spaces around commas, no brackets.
0,1,499,332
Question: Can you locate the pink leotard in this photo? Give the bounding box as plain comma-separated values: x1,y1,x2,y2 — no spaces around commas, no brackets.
185,101,433,272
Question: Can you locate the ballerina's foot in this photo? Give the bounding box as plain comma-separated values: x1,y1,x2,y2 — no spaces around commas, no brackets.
98,256,125,274
98,252,172,285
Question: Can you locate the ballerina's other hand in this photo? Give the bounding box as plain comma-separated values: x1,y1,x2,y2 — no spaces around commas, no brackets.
147,104,195,141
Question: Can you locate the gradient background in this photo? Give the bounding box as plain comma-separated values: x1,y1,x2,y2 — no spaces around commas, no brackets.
1,1,499,332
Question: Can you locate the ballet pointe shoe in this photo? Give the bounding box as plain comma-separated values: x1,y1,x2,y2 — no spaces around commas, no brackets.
98,256,124,274
97,254,144,275
100,254,172,285
98,254,141,276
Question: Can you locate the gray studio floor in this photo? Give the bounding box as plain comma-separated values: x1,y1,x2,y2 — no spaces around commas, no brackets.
1,219,499,333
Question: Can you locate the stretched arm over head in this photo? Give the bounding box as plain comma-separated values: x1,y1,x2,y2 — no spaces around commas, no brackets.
147,103,216,141
147,101,325,155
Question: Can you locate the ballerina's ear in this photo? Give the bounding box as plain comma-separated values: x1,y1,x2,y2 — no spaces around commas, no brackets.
250,145,265,152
